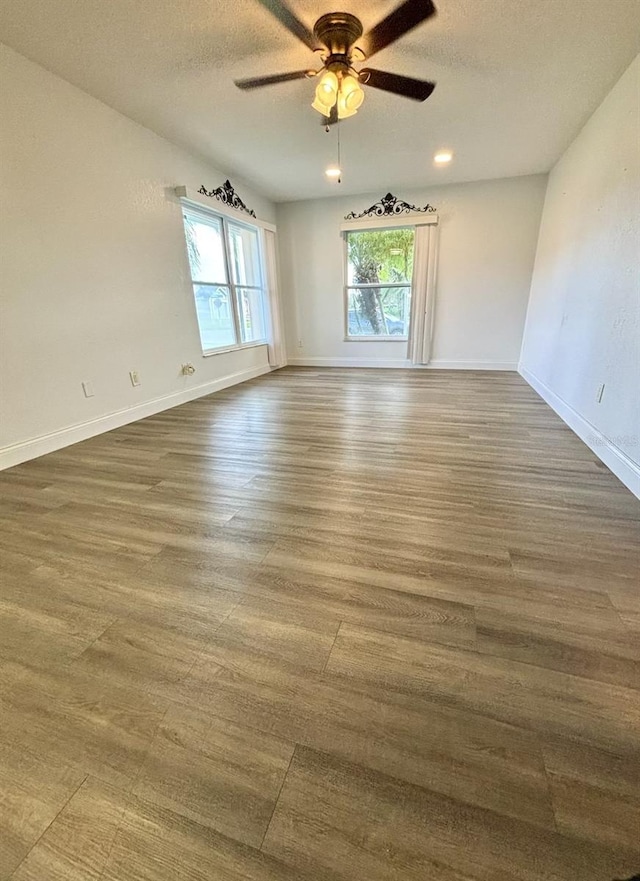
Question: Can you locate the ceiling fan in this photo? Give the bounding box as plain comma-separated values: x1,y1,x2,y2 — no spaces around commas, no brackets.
235,0,437,124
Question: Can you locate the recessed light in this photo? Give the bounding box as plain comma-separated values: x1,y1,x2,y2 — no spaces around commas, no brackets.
325,167,341,179
434,151,453,164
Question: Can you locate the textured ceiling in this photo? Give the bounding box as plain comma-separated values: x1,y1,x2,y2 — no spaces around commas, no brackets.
1,0,639,201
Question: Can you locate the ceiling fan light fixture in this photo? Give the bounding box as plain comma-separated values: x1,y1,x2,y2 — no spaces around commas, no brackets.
340,74,365,112
336,94,359,119
312,95,332,115
245,0,439,124
314,70,339,109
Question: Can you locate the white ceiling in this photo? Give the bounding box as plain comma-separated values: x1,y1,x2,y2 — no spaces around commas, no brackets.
1,0,638,201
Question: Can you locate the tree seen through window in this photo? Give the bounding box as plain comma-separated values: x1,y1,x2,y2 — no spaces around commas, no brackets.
346,228,415,337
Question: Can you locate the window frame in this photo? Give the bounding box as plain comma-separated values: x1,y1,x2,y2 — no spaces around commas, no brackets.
342,226,415,342
182,205,269,357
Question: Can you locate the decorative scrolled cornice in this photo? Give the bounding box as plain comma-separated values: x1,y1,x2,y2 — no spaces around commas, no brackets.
345,192,436,220
197,180,256,218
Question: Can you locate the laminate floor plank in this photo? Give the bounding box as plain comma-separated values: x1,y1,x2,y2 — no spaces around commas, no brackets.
0,580,115,672
0,741,86,880
224,502,512,559
100,793,321,881
262,541,628,630
178,646,557,829
207,594,342,673
266,533,511,582
25,560,241,638
0,660,168,789
541,736,640,804
0,367,638,879
131,703,295,847
621,610,640,632
9,777,126,881
475,606,640,688
325,623,640,751
261,745,640,881
209,559,477,648
0,518,161,575
546,772,640,851
70,615,220,702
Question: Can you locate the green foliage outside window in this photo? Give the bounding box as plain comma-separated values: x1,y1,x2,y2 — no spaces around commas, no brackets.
347,228,415,335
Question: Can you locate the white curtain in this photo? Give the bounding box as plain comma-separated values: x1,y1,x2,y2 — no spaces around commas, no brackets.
407,223,439,365
263,228,287,369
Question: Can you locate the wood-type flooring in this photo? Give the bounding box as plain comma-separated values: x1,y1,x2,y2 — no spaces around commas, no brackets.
0,367,638,880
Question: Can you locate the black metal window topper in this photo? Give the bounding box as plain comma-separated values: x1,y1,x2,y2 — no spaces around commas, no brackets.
197,180,256,218
345,192,436,220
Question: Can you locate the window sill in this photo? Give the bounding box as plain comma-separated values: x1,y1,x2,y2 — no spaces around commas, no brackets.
344,336,409,342
202,341,268,357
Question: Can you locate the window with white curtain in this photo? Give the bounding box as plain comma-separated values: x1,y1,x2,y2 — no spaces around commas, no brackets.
340,211,439,365
344,227,415,340
182,209,267,354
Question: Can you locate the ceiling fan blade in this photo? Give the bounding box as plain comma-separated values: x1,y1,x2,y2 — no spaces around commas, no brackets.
235,70,313,90
255,0,320,51
360,68,435,101
358,0,437,59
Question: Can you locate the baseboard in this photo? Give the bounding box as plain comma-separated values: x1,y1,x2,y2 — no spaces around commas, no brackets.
519,365,640,498
288,357,412,368
0,364,272,471
427,360,518,371
288,357,518,370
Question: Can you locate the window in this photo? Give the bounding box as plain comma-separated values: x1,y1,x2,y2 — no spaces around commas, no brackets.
183,209,267,353
344,227,415,339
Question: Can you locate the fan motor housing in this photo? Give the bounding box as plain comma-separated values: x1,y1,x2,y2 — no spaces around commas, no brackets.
313,12,363,56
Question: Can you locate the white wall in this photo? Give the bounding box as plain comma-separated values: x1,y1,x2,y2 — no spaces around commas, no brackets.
276,175,547,369
0,43,275,468
520,55,640,497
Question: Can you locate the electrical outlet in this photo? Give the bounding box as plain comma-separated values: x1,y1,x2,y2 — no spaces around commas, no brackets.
297,339,304,349
129,370,141,387
81,381,95,398
596,383,605,403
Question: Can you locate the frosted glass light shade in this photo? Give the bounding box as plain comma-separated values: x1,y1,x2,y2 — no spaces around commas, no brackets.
312,96,332,115
314,71,339,109
336,75,364,119
311,70,365,119
341,75,364,111
336,95,358,118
